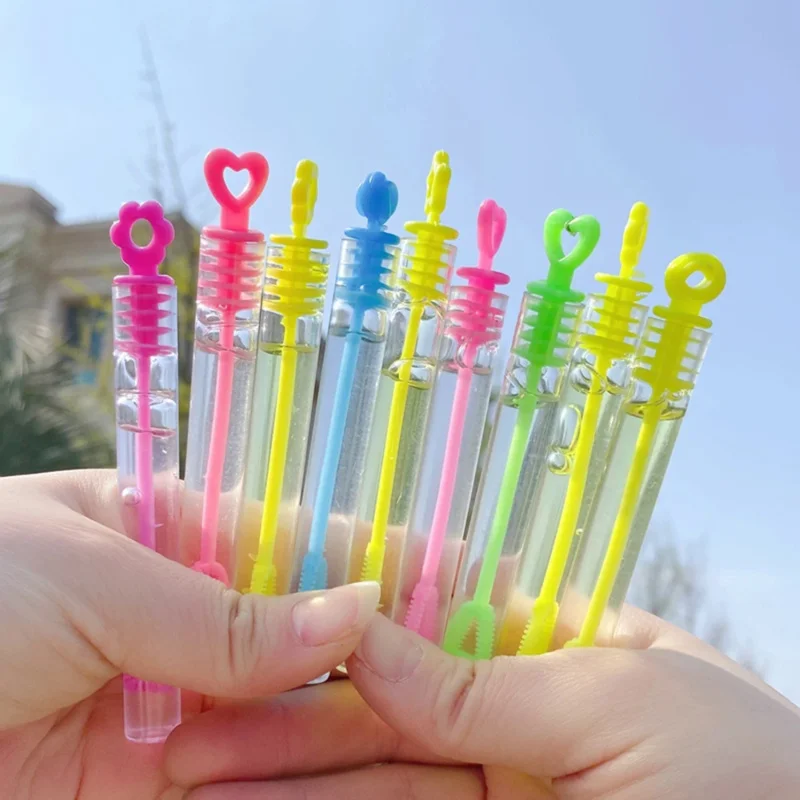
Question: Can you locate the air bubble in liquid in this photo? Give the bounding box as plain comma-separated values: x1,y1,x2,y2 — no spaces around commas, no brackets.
121,487,142,506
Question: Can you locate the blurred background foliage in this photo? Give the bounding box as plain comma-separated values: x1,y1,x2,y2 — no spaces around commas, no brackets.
0,243,113,474
0,37,199,477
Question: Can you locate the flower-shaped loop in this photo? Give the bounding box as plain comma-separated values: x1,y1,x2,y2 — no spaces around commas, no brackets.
110,200,175,277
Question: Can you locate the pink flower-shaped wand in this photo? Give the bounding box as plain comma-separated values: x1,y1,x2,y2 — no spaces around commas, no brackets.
110,201,175,277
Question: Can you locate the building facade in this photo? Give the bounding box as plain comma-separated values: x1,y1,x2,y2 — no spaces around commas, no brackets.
0,182,195,386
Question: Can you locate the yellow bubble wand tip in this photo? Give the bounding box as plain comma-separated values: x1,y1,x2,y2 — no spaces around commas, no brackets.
290,159,319,238
661,253,726,321
425,151,452,224
619,202,649,279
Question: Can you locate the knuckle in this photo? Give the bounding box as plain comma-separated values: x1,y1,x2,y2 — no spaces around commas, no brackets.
216,589,271,694
430,656,497,755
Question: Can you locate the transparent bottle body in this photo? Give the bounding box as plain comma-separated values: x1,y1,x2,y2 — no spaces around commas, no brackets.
182,233,265,586
443,296,582,657
113,281,181,743
237,244,328,595
390,312,503,641
293,237,394,594
501,294,648,653
352,301,443,600
446,374,563,651
352,237,455,601
557,320,711,645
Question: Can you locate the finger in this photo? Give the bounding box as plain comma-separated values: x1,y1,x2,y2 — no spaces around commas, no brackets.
165,680,450,789
73,531,381,697
503,587,794,712
349,613,800,781
4,471,380,703
186,764,486,800
350,613,792,780
605,604,797,713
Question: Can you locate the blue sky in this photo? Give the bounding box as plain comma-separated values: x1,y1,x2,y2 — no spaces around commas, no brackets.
2,0,798,699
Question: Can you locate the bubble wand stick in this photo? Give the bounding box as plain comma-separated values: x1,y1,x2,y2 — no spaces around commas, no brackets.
404,200,509,639
565,253,725,648
110,201,181,742
518,203,651,655
443,210,599,659
249,162,329,595
360,152,457,583
186,150,269,585
299,174,399,593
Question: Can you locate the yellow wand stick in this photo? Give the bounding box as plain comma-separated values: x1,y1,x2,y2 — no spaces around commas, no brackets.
249,161,328,595
518,202,652,655
566,252,726,647
361,151,457,583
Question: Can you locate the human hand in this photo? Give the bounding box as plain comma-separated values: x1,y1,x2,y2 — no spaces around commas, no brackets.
165,605,800,798
0,469,380,800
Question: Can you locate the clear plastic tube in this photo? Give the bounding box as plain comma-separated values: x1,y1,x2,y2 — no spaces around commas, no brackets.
393,284,507,642
507,294,648,655
293,236,397,595
113,276,181,743
238,243,328,595
442,296,583,659
557,318,712,646
182,230,265,587
352,238,456,604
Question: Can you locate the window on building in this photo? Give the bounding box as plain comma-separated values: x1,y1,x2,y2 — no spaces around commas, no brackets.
63,300,108,385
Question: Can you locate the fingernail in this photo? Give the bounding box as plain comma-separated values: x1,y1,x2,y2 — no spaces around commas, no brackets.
292,582,380,647
354,614,424,683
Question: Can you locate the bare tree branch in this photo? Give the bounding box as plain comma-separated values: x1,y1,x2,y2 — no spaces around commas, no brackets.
632,525,766,677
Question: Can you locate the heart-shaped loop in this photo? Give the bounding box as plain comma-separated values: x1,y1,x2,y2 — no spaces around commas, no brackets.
543,209,601,275
477,199,507,259
204,149,269,231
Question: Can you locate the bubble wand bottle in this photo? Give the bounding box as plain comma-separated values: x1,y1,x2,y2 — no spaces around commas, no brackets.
358,151,457,586
443,210,599,659
517,203,651,655
184,150,269,586
246,161,329,596
295,173,399,595
110,201,181,742
562,253,726,647
400,200,510,642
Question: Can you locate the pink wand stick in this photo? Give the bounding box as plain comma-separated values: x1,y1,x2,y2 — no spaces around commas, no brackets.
405,200,510,640
111,201,182,743
189,149,269,585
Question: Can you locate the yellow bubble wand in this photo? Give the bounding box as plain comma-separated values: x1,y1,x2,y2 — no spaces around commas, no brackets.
566,252,726,647
360,152,457,582
249,161,328,595
518,202,652,655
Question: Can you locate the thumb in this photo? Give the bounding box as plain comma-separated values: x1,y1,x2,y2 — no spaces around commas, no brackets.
346,614,660,779
4,471,380,707
22,471,380,697
89,537,381,697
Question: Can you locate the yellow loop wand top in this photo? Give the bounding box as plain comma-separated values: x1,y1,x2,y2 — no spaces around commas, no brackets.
359,151,458,584
564,252,726,647
517,202,653,656
245,161,330,596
